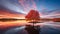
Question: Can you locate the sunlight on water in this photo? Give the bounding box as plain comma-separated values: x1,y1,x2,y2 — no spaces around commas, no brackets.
0,20,60,28
0,20,60,34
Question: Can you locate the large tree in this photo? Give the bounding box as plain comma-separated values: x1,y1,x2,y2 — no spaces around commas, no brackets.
25,10,40,22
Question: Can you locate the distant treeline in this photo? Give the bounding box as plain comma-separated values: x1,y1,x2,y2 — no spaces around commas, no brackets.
0,18,25,22
0,18,60,22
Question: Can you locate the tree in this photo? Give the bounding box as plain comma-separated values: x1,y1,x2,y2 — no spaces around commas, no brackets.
25,10,40,23
25,10,40,34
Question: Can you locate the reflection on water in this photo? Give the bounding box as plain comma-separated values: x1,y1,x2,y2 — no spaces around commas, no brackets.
0,21,60,34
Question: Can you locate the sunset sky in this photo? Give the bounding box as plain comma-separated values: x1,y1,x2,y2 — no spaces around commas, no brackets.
0,0,60,19
0,0,60,29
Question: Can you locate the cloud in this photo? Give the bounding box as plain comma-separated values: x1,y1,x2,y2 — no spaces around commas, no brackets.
0,0,27,14
0,9,25,19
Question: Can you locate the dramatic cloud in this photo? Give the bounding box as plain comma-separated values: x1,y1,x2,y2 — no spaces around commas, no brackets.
0,0,60,18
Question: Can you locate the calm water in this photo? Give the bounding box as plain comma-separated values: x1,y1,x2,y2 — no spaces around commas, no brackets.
0,22,60,34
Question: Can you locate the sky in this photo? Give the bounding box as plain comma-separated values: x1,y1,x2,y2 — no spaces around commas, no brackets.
0,0,60,31
0,0,60,19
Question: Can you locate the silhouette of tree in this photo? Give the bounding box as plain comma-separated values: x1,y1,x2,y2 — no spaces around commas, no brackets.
25,10,40,34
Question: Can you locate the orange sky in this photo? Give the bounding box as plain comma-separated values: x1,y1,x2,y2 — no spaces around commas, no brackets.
0,9,25,19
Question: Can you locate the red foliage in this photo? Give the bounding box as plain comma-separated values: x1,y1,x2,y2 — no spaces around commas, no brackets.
25,10,40,20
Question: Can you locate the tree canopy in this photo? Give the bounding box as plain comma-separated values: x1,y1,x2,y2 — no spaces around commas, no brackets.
25,10,40,21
